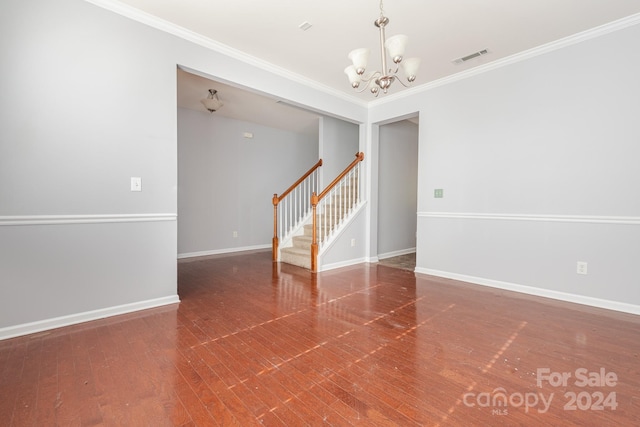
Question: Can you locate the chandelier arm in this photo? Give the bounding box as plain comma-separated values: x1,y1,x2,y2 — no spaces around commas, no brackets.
394,77,411,88
352,71,383,93
358,70,382,84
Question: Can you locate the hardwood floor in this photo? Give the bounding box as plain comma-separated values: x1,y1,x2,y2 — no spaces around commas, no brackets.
1,250,639,426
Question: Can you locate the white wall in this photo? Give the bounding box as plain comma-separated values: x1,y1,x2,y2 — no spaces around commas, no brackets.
377,120,418,258
372,21,640,313
177,108,318,256
0,0,366,338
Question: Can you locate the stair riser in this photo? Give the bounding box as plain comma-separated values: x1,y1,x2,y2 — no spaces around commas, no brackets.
280,251,310,269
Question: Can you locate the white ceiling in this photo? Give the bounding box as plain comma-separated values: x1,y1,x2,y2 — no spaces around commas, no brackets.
106,0,640,130
177,68,322,135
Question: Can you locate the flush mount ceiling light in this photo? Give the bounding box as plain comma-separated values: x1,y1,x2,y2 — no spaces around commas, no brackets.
344,0,420,97
201,89,223,113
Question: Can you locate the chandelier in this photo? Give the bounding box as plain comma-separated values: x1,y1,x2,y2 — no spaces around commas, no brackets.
344,0,420,96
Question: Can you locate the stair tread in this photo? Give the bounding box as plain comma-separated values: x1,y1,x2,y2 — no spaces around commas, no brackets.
281,246,310,255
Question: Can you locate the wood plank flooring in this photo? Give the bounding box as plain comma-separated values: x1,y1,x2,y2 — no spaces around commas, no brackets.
1,249,639,426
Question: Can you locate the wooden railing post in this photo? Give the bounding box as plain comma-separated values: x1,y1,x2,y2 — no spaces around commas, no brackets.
311,152,364,271
272,193,279,261
311,192,319,272
272,159,323,263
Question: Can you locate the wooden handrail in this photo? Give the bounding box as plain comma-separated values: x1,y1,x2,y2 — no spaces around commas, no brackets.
315,152,364,203
272,158,323,261
273,159,323,206
310,152,364,271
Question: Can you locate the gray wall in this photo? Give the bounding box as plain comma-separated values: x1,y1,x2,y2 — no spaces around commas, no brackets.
319,117,360,185
316,116,364,269
370,21,640,312
377,120,418,258
3,0,638,337
0,0,180,335
178,108,318,256
0,0,366,337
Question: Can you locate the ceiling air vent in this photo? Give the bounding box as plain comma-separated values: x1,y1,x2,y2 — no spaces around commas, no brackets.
452,49,489,65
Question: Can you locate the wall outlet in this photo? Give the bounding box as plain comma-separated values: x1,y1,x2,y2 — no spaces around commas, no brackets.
577,261,588,275
233,231,238,238
351,238,356,247
434,188,444,198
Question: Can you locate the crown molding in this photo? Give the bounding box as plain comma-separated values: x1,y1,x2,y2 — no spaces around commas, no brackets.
371,13,640,107
83,0,366,107
84,1,640,110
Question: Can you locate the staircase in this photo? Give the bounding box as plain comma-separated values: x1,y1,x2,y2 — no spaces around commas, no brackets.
280,224,315,269
273,153,364,271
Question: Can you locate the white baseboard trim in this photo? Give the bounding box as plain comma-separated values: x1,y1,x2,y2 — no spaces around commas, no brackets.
178,244,271,259
415,268,640,316
378,247,416,260
0,295,180,341
321,257,368,272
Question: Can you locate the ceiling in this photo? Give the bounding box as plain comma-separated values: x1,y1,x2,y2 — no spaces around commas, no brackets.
108,0,640,130
177,69,322,135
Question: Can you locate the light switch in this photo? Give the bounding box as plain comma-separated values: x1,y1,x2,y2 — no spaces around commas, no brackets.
131,177,142,192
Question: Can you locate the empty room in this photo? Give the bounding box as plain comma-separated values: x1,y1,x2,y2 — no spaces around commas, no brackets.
2,0,640,425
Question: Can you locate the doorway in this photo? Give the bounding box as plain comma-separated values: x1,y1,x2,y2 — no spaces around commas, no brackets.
376,117,419,270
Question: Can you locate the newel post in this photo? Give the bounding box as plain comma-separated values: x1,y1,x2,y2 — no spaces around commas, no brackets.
310,192,319,272
272,193,279,262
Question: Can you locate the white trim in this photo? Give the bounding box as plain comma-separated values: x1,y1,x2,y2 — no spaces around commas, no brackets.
418,212,640,225
84,0,365,107
320,257,368,272
178,244,271,259
0,213,177,226
371,13,640,107
0,295,180,341
318,201,367,257
83,1,640,109
415,268,640,316
378,247,416,260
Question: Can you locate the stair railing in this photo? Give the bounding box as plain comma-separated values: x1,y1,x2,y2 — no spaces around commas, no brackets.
310,152,364,271
272,159,323,261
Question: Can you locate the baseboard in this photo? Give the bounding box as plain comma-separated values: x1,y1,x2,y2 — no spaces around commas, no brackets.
416,268,640,316
0,295,180,341
378,247,416,260
321,257,368,272
178,244,271,259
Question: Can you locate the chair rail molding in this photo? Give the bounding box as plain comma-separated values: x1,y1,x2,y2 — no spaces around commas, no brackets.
0,213,177,226
418,212,640,225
